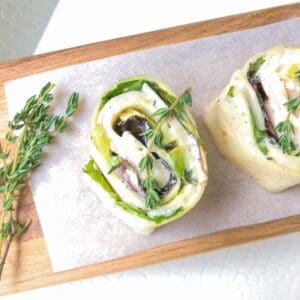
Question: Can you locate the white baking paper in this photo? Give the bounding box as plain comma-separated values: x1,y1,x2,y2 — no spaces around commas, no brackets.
4,18,300,272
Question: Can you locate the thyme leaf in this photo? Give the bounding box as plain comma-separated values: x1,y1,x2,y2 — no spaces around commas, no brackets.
227,86,235,97
249,56,265,74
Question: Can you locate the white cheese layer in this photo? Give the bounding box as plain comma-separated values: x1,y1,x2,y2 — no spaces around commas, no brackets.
92,78,207,218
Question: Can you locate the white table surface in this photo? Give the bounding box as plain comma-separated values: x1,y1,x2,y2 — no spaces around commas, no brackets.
3,0,300,299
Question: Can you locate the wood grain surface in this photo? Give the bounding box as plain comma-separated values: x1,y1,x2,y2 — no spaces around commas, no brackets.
0,3,300,295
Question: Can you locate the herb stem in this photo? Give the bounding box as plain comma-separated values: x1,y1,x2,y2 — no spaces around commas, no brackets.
146,95,182,156
0,231,12,280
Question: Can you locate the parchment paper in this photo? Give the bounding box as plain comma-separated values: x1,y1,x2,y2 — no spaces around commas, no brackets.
4,18,300,272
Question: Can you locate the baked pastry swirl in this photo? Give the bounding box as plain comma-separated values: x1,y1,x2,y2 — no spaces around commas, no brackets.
205,46,300,192
85,75,208,234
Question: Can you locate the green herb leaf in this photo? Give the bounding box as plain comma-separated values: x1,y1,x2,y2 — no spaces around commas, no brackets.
276,120,294,134
23,96,37,113
66,92,79,117
249,107,268,154
142,178,161,209
257,140,268,155
249,56,265,74
170,147,185,177
138,154,153,172
54,116,68,133
5,132,17,143
150,207,183,223
0,218,12,238
140,128,156,139
108,155,121,174
253,127,266,143
83,159,120,201
278,134,295,154
117,202,183,224
0,149,10,160
140,128,163,148
276,120,295,154
179,89,192,106
153,131,163,148
3,194,14,211
12,220,31,236
152,107,171,122
101,79,144,106
183,169,198,185
227,86,235,97
39,82,55,102
284,97,300,112
145,189,160,210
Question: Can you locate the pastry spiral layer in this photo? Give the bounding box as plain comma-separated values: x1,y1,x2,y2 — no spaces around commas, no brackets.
85,75,208,234
205,46,300,192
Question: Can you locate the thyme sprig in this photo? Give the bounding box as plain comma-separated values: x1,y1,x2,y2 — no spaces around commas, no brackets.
276,97,300,154
138,89,192,210
0,83,79,279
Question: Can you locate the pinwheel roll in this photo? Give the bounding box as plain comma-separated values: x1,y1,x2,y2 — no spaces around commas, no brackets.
84,75,208,234
205,46,300,192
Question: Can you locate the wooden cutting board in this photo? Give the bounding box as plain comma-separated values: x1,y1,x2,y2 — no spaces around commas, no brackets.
1,3,300,295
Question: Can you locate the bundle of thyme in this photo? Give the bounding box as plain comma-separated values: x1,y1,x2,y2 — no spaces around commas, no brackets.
138,90,195,209
0,82,79,279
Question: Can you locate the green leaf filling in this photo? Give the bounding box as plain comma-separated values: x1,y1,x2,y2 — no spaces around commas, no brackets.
249,56,265,74
92,125,122,172
101,79,144,108
108,155,121,174
83,160,120,201
169,147,185,177
149,207,183,223
91,125,111,166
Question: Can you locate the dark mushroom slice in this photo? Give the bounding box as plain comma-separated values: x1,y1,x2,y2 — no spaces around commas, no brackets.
114,115,150,146
247,71,278,140
151,152,177,196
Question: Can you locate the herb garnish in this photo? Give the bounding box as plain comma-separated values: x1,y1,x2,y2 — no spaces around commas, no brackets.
249,56,265,75
107,155,121,174
0,83,79,279
227,86,235,97
138,90,193,209
276,97,300,154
